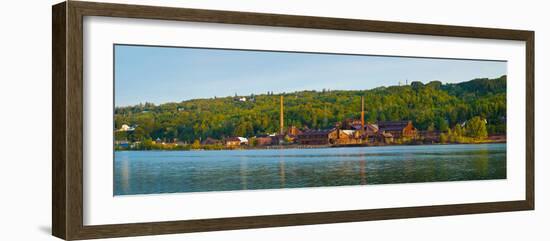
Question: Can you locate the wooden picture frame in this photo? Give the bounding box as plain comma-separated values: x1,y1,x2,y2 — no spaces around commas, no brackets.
52,1,534,240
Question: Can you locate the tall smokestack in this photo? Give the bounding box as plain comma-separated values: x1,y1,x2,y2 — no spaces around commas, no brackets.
361,96,365,136
280,95,284,135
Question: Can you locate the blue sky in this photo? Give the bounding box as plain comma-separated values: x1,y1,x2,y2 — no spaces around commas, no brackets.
114,45,506,107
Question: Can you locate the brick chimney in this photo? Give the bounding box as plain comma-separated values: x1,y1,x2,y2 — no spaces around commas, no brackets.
361,96,365,137
280,95,284,135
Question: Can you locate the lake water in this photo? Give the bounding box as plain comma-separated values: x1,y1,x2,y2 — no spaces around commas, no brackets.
114,143,506,195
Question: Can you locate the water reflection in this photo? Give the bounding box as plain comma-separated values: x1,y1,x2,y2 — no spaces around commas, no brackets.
357,150,367,185
279,154,286,188
474,153,490,177
240,156,248,190
359,159,366,185
119,154,130,193
114,144,507,195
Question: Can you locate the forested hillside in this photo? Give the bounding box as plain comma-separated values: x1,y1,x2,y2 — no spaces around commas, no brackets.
114,75,506,143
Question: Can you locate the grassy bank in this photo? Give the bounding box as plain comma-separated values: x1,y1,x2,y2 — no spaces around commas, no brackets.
115,138,505,151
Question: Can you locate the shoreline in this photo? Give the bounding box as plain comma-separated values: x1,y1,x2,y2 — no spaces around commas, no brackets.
115,140,506,152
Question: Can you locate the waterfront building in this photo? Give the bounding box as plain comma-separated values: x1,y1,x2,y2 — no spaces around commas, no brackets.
377,121,417,139
224,137,241,147
202,137,221,145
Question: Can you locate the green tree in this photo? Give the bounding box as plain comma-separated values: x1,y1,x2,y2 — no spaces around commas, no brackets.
165,127,178,142
191,140,201,149
465,116,488,139
114,131,127,141
435,117,449,132
130,126,146,142
453,124,465,137
411,81,424,91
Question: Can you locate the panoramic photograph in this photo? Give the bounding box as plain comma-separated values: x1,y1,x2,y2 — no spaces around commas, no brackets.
113,44,507,196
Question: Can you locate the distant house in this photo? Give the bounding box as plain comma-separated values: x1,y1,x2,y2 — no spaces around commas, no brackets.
118,124,135,132
343,119,360,129
377,121,416,139
297,129,335,145
297,128,353,145
155,137,163,144
225,137,241,147
341,130,357,136
255,135,273,146
270,134,285,145
350,123,379,140
334,129,361,145
202,137,221,145
237,137,249,145
365,124,379,139
287,126,302,136
380,132,394,143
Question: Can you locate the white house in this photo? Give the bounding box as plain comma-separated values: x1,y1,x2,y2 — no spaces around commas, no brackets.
237,137,249,145
119,124,135,132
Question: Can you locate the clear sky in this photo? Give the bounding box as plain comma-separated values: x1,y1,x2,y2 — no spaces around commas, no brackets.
114,45,506,107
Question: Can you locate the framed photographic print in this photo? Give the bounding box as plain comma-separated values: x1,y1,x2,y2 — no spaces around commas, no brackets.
52,1,534,240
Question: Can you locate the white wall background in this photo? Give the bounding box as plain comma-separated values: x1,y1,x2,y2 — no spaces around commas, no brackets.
0,0,547,240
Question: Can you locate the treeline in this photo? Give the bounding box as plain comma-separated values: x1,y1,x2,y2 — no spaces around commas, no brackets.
114,139,229,151
114,75,506,143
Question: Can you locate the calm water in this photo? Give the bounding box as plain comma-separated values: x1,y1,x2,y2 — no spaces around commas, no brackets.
114,143,506,195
